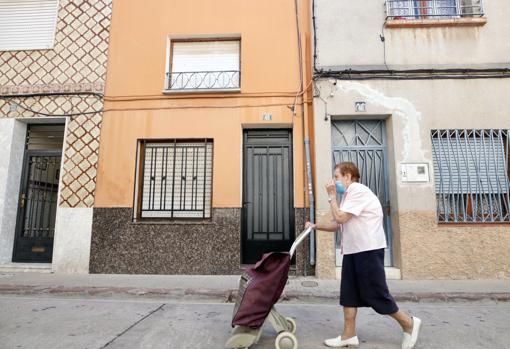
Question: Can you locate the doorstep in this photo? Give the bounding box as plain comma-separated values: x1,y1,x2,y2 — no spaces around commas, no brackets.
0,262,52,273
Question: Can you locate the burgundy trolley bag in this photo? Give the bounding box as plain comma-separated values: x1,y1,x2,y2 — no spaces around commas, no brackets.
231,251,291,329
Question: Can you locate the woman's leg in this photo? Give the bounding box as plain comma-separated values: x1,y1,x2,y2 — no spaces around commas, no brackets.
342,306,358,338
390,310,413,333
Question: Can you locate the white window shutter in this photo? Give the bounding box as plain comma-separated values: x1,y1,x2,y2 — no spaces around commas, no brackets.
0,0,59,51
171,40,240,73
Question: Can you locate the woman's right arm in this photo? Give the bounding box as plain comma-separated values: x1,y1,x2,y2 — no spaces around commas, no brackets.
305,221,340,232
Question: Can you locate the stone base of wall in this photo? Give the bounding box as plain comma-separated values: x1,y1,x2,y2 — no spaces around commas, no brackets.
399,211,510,279
293,208,315,276
315,210,337,279
315,210,510,280
90,207,312,275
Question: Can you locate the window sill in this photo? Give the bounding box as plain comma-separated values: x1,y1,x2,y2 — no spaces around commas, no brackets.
385,17,487,29
437,222,510,227
162,88,241,95
131,219,214,225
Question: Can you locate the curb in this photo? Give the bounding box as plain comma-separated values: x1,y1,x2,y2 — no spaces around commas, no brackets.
0,284,509,303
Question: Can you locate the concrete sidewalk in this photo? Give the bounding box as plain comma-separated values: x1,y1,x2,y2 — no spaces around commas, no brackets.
0,272,509,303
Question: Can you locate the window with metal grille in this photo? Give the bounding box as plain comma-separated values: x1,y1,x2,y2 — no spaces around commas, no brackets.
0,0,60,51
165,39,240,91
431,129,510,223
136,140,213,219
386,0,484,20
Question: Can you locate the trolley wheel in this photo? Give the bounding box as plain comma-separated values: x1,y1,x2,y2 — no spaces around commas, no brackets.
275,331,298,349
285,317,297,334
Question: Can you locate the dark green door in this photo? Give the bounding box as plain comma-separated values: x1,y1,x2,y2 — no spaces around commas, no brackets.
13,125,64,262
242,129,295,264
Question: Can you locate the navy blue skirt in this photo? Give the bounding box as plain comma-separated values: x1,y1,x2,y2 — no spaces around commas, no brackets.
340,248,399,315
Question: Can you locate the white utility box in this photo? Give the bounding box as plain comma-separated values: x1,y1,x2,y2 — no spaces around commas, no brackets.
401,163,430,182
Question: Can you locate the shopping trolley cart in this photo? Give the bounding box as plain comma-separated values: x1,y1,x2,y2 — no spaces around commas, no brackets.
225,227,313,349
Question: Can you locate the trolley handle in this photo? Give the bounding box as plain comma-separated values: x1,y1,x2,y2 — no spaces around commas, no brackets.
289,226,313,257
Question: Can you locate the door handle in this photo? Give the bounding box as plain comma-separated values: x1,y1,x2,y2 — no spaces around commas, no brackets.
20,193,26,209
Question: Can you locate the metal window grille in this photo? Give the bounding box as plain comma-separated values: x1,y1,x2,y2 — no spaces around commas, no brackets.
167,70,240,91
431,129,510,223
139,140,213,219
386,0,484,19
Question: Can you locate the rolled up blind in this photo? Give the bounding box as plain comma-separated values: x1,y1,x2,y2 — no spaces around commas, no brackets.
0,0,59,51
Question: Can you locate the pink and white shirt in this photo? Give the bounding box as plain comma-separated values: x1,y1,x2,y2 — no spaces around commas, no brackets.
338,182,387,255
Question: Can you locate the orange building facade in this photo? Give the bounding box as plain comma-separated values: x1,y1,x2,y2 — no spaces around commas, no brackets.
91,0,315,274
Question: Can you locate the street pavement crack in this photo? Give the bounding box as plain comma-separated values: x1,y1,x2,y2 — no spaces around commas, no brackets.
98,303,165,348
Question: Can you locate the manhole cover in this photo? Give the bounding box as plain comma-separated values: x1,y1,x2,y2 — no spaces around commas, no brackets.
301,281,318,288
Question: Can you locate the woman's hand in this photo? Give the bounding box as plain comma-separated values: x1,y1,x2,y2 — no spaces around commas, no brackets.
305,221,316,230
325,180,336,197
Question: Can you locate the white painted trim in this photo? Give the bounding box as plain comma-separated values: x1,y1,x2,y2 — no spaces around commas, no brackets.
132,140,141,221
55,117,69,208
164,36,171,90
162,88,241,94
0,119,27,264
0,262,52,273
52,207,93,274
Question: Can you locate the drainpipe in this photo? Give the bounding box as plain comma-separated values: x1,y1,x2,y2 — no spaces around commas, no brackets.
305,139,315,265
294,0,316,266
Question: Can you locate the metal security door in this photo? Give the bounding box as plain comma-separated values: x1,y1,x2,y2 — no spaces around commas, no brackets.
13,125,64,262
331,120,393,266
242,130,295,264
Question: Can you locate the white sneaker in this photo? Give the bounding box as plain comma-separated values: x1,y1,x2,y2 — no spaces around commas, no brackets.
324,335,360,348
402,317,422,349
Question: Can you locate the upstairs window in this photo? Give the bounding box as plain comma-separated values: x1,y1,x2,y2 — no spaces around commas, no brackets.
386,0,484,20
166,39,240,92
0,0,59,51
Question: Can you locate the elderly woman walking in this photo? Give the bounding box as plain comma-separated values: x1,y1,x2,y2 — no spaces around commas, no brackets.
306,162,421,349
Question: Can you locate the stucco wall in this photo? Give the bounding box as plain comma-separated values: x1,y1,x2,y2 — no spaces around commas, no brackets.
314,0,510,69
96,0,312,209
313,78,510,279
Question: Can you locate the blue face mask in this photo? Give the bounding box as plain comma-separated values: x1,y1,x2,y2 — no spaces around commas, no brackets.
335,180,345,195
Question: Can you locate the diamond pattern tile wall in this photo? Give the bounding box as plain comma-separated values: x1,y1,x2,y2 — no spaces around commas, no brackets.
0,0,112,209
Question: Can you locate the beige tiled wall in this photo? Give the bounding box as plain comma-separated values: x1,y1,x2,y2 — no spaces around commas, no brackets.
0,0,112,208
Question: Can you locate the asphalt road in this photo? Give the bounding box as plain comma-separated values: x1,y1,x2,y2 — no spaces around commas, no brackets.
0,295,508,349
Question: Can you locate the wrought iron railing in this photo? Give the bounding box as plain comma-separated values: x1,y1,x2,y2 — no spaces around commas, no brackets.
386,0,484,20
431,129,510,223
166,70,240,91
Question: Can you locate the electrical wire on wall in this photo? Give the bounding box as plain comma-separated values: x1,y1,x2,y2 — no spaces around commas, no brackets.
1,92,315,117
0,92,104,117
380,22,390,71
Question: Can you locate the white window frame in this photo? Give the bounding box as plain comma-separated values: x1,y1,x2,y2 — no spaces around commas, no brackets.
163,35,241,93
133,139,214,221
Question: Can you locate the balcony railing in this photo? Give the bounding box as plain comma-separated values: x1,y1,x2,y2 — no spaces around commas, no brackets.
386,0,484,20
166,70,240,91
